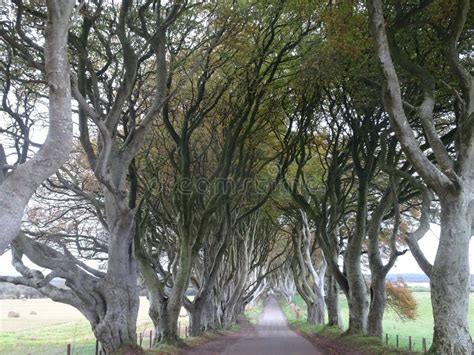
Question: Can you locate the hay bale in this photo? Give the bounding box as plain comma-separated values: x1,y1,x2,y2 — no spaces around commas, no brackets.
29,311,37,315
7,311,20,318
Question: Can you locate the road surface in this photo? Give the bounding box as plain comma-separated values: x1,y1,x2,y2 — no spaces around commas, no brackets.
182,297,322,355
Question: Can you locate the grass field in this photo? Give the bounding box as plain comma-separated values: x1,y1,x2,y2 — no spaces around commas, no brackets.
0,297,189,355
284,292,474,352
2,292,474,354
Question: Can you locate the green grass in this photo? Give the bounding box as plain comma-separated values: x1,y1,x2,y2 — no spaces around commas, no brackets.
0,321,240,355
0,297,185,354
284,292,474,353
280,303,407,354
0,321,96,355
0,320,160,354
2,292,473,354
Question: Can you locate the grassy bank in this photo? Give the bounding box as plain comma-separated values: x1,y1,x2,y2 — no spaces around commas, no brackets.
280,303,415,354
283,292,474,353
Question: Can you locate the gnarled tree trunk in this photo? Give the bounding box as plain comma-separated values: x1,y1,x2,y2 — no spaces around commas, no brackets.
7,230,140,354
292,211,327,326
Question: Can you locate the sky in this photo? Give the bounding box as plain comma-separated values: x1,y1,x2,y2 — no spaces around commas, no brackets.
387,224,474,274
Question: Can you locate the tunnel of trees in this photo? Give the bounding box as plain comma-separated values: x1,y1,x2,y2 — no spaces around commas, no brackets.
0,0,472,354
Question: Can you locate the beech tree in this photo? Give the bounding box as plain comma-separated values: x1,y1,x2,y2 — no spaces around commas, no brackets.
369,0,473,352
135,0,316,344
269,261,296,303
0,0,75,252
0,1,185,352
0,1,471,353
291,210,327,325
280,82,360,332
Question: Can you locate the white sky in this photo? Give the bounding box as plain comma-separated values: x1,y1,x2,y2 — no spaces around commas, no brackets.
390,224,474,275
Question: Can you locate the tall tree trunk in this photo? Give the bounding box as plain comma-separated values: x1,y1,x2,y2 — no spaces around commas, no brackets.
186,232,228,336
344,182,369,334
366,182,400,338
222,273,248,328
292,211,327,326
367,274,385,338
160,243,193,343
0,0,75,252
221,237,250,329
92,284,139,353
148,294,161,346
203,297,218,331
346,284,368,335
158,300,181,344
430,197,472,354
188,303,205,336
135,234,165,346
143,294,179,346
95,204,140,353
325,273,343,329
187,294,222,336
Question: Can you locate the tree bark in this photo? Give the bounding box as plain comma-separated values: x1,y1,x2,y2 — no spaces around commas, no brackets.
8,230,140,354
185,228,229,336
306,298,325,325
188,304,205,336
158,300,182,344
148,292,162,346
291,211,327,326
366,178,401,338
369,0,473,351
344,183,369,334
92,285,139,353
0,0,74,253
325,273,343,329
187,294,222,335
367,274,385,338
187,292,221,336
346,288,368,335
429,196,472,354
160,243,193,343
92,189,140,352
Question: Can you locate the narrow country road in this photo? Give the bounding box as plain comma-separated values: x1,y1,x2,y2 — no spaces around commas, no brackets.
181,297,322,355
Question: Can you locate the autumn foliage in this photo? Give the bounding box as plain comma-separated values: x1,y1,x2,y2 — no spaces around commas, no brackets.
386,281,418,321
